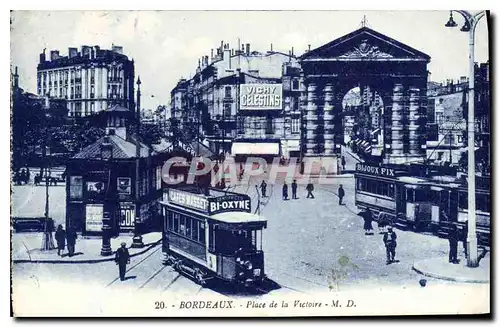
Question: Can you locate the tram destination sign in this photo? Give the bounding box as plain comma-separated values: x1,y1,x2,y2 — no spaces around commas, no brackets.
168,189,209,214
355,163,395,177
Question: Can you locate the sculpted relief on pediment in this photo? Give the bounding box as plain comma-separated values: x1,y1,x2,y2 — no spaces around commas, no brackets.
338,39,394,59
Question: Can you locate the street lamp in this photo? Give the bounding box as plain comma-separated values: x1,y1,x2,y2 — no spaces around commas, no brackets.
445,10,486,267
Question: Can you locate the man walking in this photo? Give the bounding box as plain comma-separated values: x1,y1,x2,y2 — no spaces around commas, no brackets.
306,182,314,199
341,156,346,172
291,179,298,199
55,224,66,256
363,208,374,235
260,180,267,198
282,182,289,200
383,226,397,264
66,227,78,257
338,184,345,205
448,225,460,264
115,242,131,281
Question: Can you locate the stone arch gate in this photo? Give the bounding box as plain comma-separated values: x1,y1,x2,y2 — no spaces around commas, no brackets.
299,26,430,167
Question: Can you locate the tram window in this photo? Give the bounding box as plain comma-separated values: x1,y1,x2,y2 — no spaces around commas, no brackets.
180,216,186,235
255,230,262,251
476,194,490,213
173,214,179,233
388,184,395,197
458,192,468,209
167,213,173,230
199,222,206,244
415,190,427,202
185,217,191,238
192,219,199,242
208,224,215,250
406,189,415,202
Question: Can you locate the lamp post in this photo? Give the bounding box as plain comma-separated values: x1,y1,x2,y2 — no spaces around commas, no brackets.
445,10,486,267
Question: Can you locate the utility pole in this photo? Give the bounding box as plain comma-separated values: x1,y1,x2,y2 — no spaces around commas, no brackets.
132,76,144,248
445,10,486,267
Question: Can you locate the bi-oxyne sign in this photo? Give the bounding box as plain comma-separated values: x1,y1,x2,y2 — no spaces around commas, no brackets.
240,84,282,110
168,189,251,215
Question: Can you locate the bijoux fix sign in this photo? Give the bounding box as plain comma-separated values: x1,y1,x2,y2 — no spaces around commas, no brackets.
240,84,282,110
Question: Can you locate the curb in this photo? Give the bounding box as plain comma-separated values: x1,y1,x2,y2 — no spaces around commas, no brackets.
12,239,162,264
412,263,489,284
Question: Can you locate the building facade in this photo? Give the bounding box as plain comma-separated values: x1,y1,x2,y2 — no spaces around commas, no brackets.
65,106,167,235
170,42,301,159
37,45,135,118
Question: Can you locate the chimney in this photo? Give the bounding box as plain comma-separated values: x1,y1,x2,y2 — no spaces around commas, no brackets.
112,45,123,54
246,43,250,55
50,50,60,61
211,49,214,60
271,43,273,52
81,45,91,57
205,55,209,65
13,66,19,88
308,44,311,51
39,48,46,63
68,47,78,58
100,136,113,160
291,47,294,56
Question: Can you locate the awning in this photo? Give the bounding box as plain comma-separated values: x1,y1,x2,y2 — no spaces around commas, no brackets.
232,142,280,155
282,139,300,152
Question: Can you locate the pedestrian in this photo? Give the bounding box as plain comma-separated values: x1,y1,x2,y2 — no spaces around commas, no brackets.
115,242,130,281
383,226,397,264
306,182,314,199
448,225,460,264
260,180,267,198
291,179,298,199
341,156,346,172
363,208,374,235
66,227,78,257
338,184,345,205
55,224,66,256
282,182,289,200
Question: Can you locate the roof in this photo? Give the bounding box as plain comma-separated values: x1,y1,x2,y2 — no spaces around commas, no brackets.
73,134,150,159
301,26,430,61
211,211,267,224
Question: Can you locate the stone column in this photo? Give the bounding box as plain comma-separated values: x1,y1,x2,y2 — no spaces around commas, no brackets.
323,83,335,155
408,87,420,156
390,84,405,158
304,80,319,156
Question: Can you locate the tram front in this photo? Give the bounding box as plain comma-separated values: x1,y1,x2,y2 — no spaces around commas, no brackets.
209,212,267,287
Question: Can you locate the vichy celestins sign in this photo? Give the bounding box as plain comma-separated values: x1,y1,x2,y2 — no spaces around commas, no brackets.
239,84,282,110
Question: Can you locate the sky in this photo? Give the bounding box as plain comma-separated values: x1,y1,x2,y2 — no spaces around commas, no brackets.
10,10,489,110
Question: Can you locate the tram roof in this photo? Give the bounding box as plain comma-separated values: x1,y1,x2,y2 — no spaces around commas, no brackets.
396,176,428,184
211,212,267,224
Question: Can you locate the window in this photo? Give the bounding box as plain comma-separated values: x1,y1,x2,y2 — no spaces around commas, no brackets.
224,103,231,117
192,219,199,242
200,222,206,244
291,118,300,134
173,213,179,233
69,176,83,199
265,117,274,134
90,102,95,113
156,166,162,190
180,216,186,235
224,86,231,98
117,177,131,195
292,79,299,90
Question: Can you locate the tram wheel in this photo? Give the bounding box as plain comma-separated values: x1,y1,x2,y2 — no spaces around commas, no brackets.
194,269,206,286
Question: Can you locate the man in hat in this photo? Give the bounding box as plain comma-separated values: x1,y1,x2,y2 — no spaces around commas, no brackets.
115,242,131,281
383,226,397,264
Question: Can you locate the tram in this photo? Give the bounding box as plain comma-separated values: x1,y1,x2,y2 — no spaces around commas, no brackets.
354,163,491,246
159,186,267,287
354,163,432,230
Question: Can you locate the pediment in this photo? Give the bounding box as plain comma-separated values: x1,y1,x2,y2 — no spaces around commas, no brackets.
301,27,430,61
